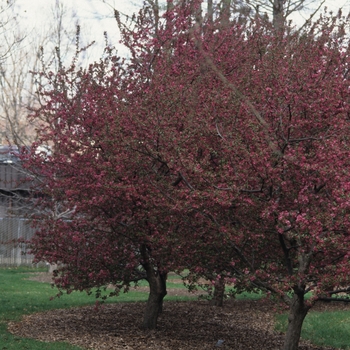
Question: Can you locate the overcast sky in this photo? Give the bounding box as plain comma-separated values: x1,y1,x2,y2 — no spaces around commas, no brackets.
13,0,350,60
15,0,350,24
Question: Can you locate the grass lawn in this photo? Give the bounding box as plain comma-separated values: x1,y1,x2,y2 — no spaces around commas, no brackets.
0,267,196,350
275,309,350,350
1,267,350,350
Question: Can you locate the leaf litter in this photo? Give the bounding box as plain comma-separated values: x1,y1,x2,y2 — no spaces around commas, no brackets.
8,299,339,350
7,272,344,349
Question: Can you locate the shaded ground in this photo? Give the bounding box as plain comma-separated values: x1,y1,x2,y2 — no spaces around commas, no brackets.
26,272,207,298
7,273,343,350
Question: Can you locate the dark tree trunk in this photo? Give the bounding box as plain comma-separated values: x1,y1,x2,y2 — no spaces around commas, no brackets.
220,0,231,28
207,0,213,24
141,245,167,330
283,293,310,350
273,0,284,30
210,277,225,307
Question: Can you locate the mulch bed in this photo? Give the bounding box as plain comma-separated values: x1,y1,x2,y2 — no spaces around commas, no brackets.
7,272,345,349
8,299,340,350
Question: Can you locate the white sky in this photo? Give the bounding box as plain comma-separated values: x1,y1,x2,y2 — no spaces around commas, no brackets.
13,0,350,60
11,0,141,60
15,0,350,24
290,0,350,23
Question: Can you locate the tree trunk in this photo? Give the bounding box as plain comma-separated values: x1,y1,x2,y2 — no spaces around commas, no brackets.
283,293,310,350
207,0,213,24
141,245,167,330
210,277,225,307
273,0,284,30
220,0,231,28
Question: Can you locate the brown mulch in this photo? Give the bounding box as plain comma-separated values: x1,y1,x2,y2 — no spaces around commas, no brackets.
7,273,342,350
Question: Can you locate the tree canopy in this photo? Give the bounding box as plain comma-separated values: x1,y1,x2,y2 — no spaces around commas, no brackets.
25,2,350,349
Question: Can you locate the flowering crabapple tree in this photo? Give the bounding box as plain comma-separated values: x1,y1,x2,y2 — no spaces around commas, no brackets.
25,2,350,348
114,4,350,350
24,47,188,329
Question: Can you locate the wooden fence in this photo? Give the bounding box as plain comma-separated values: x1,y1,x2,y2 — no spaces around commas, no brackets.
0,217,39,266
0,162,41,266
0,163,32,191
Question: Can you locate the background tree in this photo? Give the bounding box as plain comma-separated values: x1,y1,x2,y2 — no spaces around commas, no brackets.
239,0,324,28
0,0,93,223
0,0,30,145
0,0,82,146
109,0,326,32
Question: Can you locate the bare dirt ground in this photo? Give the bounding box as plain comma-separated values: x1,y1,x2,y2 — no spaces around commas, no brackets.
7,273,342,350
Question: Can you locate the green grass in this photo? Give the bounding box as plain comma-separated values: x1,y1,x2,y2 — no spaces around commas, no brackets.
0,324,81,350
0,267,91,349
0,267,196,350
275,309,350,349
0,267,150,320
4,268,349,350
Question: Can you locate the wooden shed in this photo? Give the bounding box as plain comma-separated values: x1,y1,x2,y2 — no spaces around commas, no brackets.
0,164,33,191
